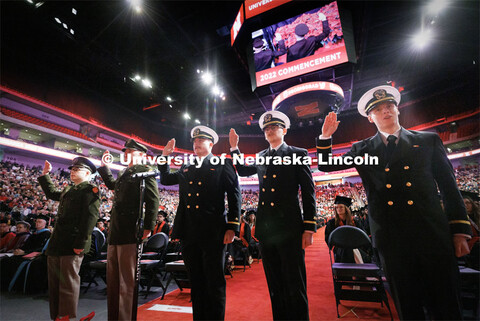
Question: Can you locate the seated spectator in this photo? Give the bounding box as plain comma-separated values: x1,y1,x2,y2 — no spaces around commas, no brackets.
246,210,260,259
96,218,108,239
14,215,51,256
324,196,369,263
0,219,15,249
0,221,31,253
0,215,51,289
462,195,479,269
153,211,170,235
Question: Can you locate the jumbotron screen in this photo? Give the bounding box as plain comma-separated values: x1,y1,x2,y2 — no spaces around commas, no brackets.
250,1,351,88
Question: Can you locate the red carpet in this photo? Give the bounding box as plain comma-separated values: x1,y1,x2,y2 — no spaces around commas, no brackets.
138,227,398,320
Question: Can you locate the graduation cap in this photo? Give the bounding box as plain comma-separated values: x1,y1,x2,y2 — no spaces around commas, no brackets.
36,214,49,222
334,196,352,207
157,210,167,218
460,190,480,201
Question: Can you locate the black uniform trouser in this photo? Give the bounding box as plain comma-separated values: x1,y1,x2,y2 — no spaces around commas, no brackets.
260,234,309,320
377,229,463,320
181,239,227,321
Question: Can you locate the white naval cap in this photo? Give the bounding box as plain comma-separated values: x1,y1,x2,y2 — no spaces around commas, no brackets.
190,125,219,144
357,85,401,117
259,110,291,130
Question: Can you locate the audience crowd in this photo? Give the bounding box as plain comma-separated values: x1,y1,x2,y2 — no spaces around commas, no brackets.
0,160,478,293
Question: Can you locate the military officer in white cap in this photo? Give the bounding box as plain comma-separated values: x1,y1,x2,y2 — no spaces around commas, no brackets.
229,111,316,320
160,125,241,320
316,85,471,320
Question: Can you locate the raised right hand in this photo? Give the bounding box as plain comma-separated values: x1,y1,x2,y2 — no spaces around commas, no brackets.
229,128,239,148
42,160,52,175
321,112,340,137
162,138,176,156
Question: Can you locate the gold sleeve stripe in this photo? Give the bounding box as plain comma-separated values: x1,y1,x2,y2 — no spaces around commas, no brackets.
316,145,331,150
304,220,316,224
228,221,240,225
448,220,471,225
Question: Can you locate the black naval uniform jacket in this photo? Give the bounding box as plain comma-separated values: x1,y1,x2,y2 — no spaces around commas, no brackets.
316,128,471,319
254,40,286,72
98,165,159,245
159,154,242,241
231,143,317,240
316,128,471,245
287,20,331,62
38,175,100,256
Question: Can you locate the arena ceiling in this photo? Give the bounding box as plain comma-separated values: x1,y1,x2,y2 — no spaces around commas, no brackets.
1,1,478,140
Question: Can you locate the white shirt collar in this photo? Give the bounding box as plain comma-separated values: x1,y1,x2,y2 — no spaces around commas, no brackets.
379,127,402,144
270,142,285,151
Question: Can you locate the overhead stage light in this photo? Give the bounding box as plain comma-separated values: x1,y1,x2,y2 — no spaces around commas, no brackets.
212,86,221,96
183,113,191,120
412,29,433,50
141,78,152,88
128,0,143,13
426,0,448,15
202,72,213,85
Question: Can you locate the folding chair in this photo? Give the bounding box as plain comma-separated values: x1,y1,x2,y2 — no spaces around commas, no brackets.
139,232,169,298
328,226,393,320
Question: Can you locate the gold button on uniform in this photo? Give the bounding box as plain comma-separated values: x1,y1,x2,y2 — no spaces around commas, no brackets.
187,205,190,208
386,184,392,189
385,168,390,172
198,182,202,185
273,174,277,178
262,188,265,192
406,182,412,187
262,202,264,205
196,205,199,209
196,193,199,196
270,202,274,207
263,175,267,179
188,193,191,197
407,200,414,205
189,181,193,184
271,188,275,192
388,201,393,206
404,166,409,170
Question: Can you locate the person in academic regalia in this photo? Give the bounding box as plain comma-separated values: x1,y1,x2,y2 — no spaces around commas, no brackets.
153,210,170,235
324,196,365,263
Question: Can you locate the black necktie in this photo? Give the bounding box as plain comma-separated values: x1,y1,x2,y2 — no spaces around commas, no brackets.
269,149,276,157
385,135,397,164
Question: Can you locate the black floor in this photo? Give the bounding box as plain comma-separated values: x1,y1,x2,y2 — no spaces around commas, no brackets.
0,278,179,321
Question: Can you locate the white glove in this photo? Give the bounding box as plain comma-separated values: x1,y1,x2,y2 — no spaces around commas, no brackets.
318,12,327,21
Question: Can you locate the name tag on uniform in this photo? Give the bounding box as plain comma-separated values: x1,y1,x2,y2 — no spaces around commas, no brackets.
413,145,420,148
210,168,216,171
183,169,189,172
